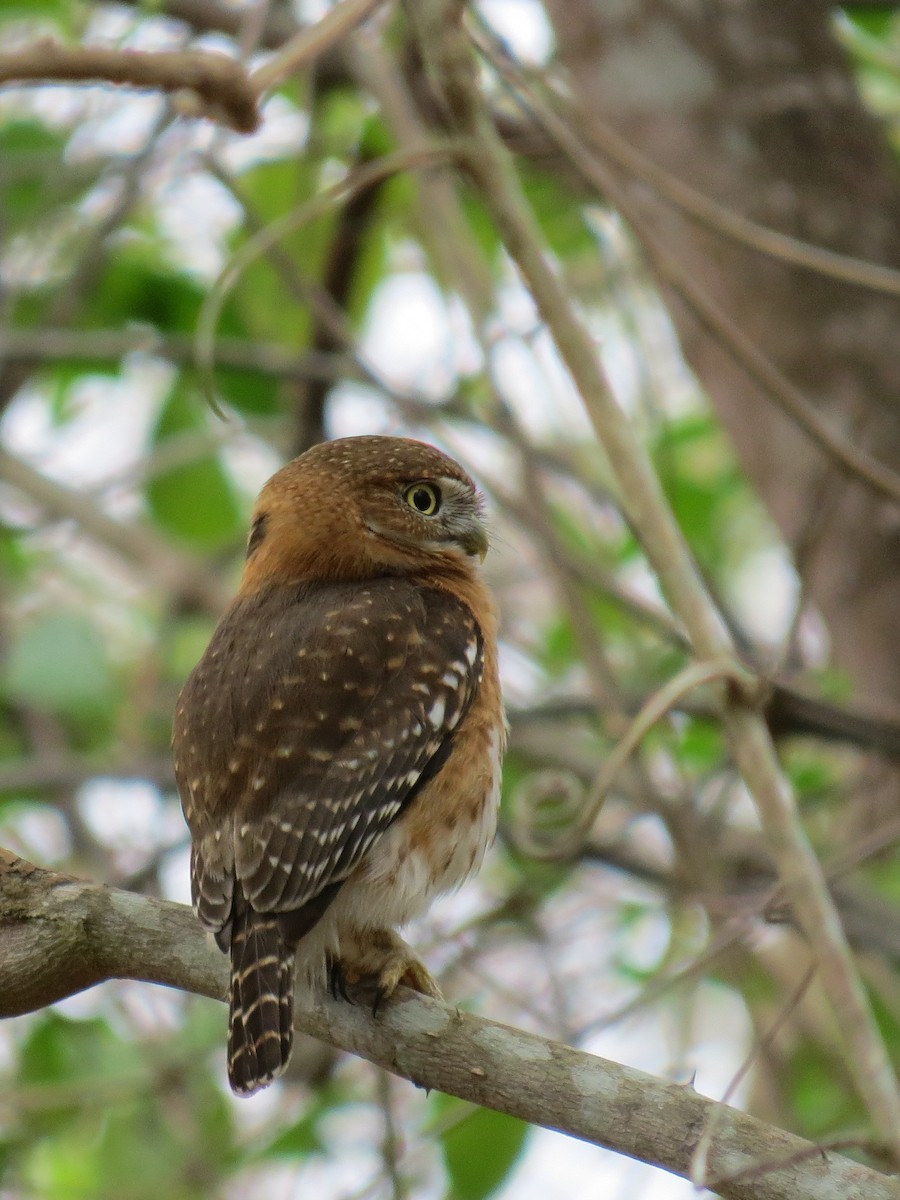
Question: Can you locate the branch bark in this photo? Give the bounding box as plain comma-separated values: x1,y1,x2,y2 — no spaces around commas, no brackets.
0,45,260,132
1,851,896,1200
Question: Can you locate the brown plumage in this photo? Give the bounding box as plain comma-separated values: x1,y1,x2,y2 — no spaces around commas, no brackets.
173,436,505,1096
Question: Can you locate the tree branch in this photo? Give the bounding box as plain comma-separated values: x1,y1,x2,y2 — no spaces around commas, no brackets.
0,44,260,133
117,0,299,48
0,850,895,1200
0,327,356,384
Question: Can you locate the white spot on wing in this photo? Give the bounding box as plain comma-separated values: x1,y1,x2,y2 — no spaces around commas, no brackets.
427,696,446,728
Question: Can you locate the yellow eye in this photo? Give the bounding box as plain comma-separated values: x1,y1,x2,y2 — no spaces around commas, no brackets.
404,483,441,516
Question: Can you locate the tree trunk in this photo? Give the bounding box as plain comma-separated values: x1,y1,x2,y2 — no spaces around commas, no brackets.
546,0,900,704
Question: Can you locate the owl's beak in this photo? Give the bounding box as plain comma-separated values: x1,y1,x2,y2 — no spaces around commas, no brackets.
461,521,489,561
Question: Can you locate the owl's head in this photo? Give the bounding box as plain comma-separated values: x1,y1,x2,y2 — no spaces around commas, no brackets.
239,436,489,590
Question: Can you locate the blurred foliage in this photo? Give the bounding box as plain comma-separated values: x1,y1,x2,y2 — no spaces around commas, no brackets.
433,1099,530,1200
0,2,899,1199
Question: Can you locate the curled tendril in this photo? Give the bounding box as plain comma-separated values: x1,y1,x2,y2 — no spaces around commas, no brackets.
511,660,762,864
510,770,592,862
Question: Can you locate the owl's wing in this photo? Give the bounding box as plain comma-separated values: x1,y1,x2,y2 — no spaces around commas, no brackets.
174,576,484,940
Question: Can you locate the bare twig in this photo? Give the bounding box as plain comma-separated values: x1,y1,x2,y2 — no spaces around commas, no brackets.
0,0,383,134
692,962,818,1186
0,752,175,794
480,38,900,303
513,660,760,861
195,143,465,412
0,327,355,383
249,0,385,97
113,0,298,49
0,44,260,132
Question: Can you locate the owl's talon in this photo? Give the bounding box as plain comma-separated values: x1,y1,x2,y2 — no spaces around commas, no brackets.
337,929,443,1014
327,958,347,1001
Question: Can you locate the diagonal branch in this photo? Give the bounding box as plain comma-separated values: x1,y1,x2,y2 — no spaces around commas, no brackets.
0,850,895,1200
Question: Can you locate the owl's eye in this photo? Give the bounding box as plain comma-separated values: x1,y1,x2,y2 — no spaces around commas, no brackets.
404,483,441,516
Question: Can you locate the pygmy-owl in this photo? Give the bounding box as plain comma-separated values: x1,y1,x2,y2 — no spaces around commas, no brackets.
174,435,504,1095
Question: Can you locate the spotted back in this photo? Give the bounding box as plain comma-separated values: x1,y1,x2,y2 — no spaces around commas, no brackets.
174,576,484,942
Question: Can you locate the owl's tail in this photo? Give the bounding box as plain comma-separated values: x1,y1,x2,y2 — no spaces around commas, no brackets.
227,895,294,1096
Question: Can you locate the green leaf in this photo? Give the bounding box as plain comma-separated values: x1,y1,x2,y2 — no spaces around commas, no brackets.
213,366,279,416
435,1099,530,1200
540,615,579,674
23,1129,104,1200
677,719,724,772
787,1043,862,1137
317,86,372,157
19,1014,143,1089
93,1106,187,1200
0,0,72,21
459,191,504,270
0,522,30,583
784,752,833,799
165,616,219,681
520,161,595,263
4,611,112,716
261,1109,326,1158
146,382,242,548
841,8,896,40
87,248,207,334
0,119,71,224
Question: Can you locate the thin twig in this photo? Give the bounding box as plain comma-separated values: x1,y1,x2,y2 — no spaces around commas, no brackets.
114,0,298,48
249,0,385,97
0,327,356,383
514,660,758,861
195,143,465,413
692,961,817,1187
479,36,900,303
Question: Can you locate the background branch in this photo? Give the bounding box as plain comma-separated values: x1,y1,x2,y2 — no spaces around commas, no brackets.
0,45,260,133
0,449,228,612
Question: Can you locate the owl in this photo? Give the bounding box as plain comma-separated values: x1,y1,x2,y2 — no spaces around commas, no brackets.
174,436,505,1094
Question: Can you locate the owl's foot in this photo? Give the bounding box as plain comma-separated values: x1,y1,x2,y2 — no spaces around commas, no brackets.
332,929,442,1012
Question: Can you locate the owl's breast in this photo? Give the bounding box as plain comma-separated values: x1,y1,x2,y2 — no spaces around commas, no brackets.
332,702,505,934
